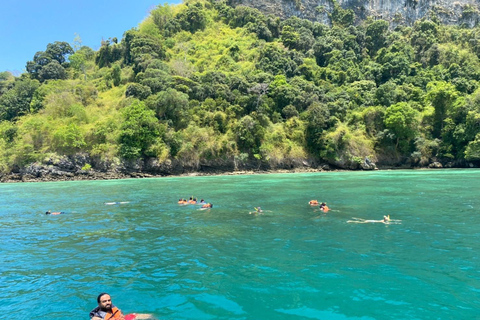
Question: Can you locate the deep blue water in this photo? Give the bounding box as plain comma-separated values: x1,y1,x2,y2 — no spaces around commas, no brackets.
1,170,479,319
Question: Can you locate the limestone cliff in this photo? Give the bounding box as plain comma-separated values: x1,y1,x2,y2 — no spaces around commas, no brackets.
227,0,480,27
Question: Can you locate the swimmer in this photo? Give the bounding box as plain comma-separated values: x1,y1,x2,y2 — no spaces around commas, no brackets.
46,210,64,215
309,200,319,206
198,199,206,205
249,207,263,215
249,207,272,215
178,199,188,205
199,203,213,210
319,202,329,212
347,216,401,224
187,197,197,204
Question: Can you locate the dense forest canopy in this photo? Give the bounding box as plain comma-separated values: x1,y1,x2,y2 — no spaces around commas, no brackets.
1,0,480,176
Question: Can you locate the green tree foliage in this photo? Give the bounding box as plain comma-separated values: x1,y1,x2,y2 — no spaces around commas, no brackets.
0,71,15,95
119,100,162,159
384,102,419,152
329,1,355,27
150,4,180,37
145,88,189,130
122,30,165,69
0,77,40,121
426,81,459,138
69,46,95,80
26,41,73,81
126,83,152,100
233,114,265,154
365,20,389,56
227,6,278,41
176,2,208,33
52,123,86,154
411,19,439,61
304,102,331,153
256,43,302,77
95,38,123,69
465,134,480,161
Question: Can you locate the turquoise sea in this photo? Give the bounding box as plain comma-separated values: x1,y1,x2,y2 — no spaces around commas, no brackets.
1,170,479,319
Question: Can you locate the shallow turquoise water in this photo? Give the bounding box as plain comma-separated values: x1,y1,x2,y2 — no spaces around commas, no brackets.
1,170,479,319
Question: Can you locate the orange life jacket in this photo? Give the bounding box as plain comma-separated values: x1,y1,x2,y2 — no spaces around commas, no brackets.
322,206,329,212
104,307,123,320
309,200,319,205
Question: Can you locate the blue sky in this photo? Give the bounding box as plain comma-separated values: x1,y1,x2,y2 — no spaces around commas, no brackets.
1,0,181,74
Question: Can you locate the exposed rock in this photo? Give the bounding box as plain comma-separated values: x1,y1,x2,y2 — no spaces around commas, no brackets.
228,0,480,27
429,161,443,168
360,156,377,170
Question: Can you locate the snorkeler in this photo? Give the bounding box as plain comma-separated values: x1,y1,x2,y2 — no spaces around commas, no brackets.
321,203,330,212
249,207,272,215
199,203,213,210
45,210,64,215
347,216,401,224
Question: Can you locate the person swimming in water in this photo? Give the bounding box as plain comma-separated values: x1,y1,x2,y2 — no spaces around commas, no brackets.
46,210,64,215
248,207,262,215
319,202,329,212
348,216,400,224
249,207,272,215
200,203,213,210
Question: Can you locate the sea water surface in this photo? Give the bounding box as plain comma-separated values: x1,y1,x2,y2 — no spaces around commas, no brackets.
1,170,479,319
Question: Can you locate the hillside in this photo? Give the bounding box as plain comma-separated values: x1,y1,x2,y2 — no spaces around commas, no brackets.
1,0,480,181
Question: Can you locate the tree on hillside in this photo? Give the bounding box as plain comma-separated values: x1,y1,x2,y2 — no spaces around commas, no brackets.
426,81,459,138
176,2,207,33
26,41,73,82
0,77,40,121
119,100,162,159
383,102,419,152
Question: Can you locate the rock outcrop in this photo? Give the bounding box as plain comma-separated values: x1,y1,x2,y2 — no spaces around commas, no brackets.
228,0,480,27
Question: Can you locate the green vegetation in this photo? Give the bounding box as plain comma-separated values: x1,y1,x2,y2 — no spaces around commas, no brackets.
2,0,480,174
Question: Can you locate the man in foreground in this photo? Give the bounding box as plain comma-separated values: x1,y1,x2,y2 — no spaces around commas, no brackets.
90,293,158,320
90,293,124,320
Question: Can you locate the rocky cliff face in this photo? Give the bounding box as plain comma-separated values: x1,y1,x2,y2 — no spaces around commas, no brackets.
228,0,480,27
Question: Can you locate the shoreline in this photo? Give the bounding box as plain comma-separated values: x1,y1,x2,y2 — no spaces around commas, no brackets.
0,165,472,183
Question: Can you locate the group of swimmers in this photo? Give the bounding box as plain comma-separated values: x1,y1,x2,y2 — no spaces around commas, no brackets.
178,197,213,209
47,198,398,224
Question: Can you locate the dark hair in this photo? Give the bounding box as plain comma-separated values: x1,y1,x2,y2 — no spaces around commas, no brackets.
97,292,109,303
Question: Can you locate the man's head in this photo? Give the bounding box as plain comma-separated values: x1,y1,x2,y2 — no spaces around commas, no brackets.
97,293,112,310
